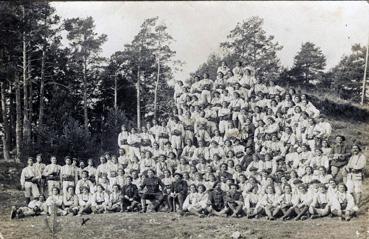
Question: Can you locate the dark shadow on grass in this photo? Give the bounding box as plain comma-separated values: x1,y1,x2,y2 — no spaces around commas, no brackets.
308,95,369,123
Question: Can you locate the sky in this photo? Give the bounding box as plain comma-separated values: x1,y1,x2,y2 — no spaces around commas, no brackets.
52,1,369,81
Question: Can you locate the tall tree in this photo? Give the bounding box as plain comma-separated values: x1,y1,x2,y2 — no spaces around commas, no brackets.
64,17,107,130
220,16,282,80
290,42,326,84
330,44,368,102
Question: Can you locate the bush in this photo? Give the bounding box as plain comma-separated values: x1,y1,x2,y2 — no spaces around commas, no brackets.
34,117,99,163
100,108,133,153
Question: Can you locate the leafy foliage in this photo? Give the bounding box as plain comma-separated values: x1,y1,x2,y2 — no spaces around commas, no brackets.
329,44,368,102
220,16,283,80
289,42,327,85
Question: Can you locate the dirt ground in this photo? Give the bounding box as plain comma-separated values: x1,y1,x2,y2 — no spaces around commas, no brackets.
0,186,368,239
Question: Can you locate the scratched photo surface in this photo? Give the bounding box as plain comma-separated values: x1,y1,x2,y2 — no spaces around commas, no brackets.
0,1,368,239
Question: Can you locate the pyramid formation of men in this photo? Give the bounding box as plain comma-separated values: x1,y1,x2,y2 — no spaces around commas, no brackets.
14,61,366,222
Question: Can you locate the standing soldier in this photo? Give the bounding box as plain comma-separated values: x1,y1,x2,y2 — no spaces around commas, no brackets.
20,157,40,204
345,144,367,205
43,156,61,196
60,156,78,195
34,154,46,195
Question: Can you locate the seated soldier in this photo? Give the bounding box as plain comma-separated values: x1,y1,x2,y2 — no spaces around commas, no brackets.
309,184,331,219
183,184,208,217
78,186,93,216
206,181,228,217
46,187,64,216
257,185,280,220
62,186,79,216
169,173,188,212
291,184,313,221
122,176,140,212
224,183,244,218
106,184,123,213
76,170,94,195
91,184,109,214
243,184,260,218
331,183,358,221
139,169,165,213
10,195,47,219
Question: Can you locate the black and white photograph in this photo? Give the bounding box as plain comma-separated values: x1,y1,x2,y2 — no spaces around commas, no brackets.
0,1,368,239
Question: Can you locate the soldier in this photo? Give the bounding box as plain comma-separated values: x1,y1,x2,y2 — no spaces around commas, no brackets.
76,170,94,195
122,175,140,212
20,157,40,204
91,184,109,214
106,184,123,213
345,144,367,205
46,187,64,215
43,156,61,196
34,154,46,195
169,173,188,212
139,169,165,213
224,183,244,217
207,181,228,217
60,156,78,196
62,186,79,216
10,195,47,219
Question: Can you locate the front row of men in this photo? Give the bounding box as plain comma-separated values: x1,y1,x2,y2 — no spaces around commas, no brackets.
13,167,358,221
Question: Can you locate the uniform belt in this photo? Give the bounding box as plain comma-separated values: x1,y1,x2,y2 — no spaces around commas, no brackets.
25,177,34,182
351,169,363,173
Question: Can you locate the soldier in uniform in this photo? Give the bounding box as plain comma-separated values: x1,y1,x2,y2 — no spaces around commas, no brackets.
43,156,61,196
169,173,188,212
20,157,40,204
122,175,140,212
60,156,78,196
139,169,165,213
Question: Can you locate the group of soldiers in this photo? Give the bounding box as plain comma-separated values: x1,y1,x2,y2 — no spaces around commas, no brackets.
12,61,367,221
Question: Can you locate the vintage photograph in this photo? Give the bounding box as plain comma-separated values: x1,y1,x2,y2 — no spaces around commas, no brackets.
0,1,368,239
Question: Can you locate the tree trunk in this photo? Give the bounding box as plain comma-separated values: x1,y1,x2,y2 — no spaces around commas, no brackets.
9,84,15,150
1,82,10,161
22,12,31,156
15,73,22,162
154,57,160,121
38,48,45,128
83,58,88,130
136,68,141,128
114,74,118,126
28,57,33,150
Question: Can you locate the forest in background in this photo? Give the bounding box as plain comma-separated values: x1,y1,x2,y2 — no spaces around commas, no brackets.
0,2,367,162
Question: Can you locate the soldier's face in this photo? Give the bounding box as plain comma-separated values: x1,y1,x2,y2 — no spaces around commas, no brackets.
51,158,57,164
68,187,74,194
352,146,359,154
148,170,154,177
52,188,59,195
28,158,33,166
338,184,346,193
